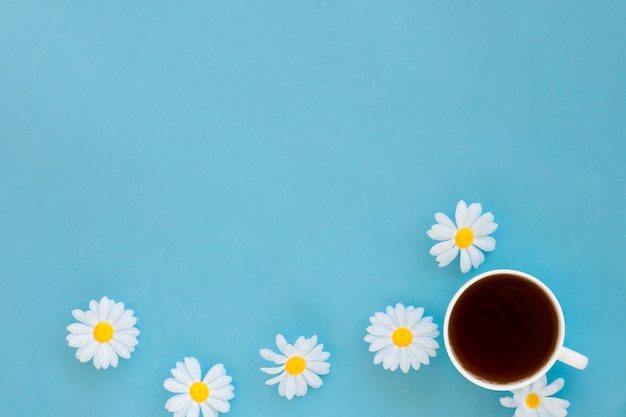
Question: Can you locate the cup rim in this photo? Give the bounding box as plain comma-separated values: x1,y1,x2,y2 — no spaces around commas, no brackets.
443,269,566,391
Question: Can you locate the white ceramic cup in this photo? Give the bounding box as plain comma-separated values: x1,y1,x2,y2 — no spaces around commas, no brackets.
443,269,588,391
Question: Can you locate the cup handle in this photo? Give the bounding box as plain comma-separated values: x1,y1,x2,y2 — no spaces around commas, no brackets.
557,346,588,370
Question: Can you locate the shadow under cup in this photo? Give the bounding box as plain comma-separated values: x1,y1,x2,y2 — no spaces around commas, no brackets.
444,270,564,391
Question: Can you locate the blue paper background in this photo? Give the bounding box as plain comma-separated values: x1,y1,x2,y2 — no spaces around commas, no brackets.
1,1,625,416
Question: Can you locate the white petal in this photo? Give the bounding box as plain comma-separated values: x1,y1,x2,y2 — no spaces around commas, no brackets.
407,344,430,364
285,376,296,399
467,245,485,269
464,202,483,227
260,366,285,375
530,375,547,392
89,299,100,314
540,378,564,396
164,378,189,394
211,385,235,401
97,297,113,322
366,324,393,337
259,348,283,363
368,336,392,352
184,357,202,381
84,310,98,325
436,246,459,267
474,222,498,237
76,341,98,363
94,344,112,369
472,212,497,235
406,347,422,370
207,376,231,390
540,397,570,416
107,302,125,324
294,374,308,397
207,397,231,413
67,323,93,335
514,389,530,404
405,307,425,328
302,369,323,388
417,333,439,349
304,344,329,362
373,311,397,330
172,361,195,385
265,373,284,386
373,345,390,365
109,339,131,359
385,305,400,327
413,335,439,350
174,404,191,417
411,314,432,326
455,200,468,228
420,320,436,339
499,396,519,408
277,373,287,396
412,319,437,334
459,249,472,273
382,346,400,370
514,406,532,417
71,309,94,325
165,393,191,412
473,236,496,252
67,333,93,348
394,303,408,326
434,212,456,229
276,334,295,357
398,349,411,373
112,314,137,330
108,349,119,368
105,344,118,368
113,330,139,343
293,336,306,350
297,336,318,356
368,314,381,326
187,402,200,417
306,360,330,375
117,324,140,338
428,224,456,240
202,364,225,384
199,403,217,417
429,239,456,256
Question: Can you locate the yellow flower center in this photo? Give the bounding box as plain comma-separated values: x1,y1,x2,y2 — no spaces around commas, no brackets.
93,322,114,343
285,356,306,375
189,382,210,403
392,327,413,347
455,227,474,249
526,393,540,409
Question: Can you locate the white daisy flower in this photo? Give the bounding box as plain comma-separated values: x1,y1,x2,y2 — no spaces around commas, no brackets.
163,357,235,417
499,375,570,417
66,296,140,369
364,303,439,373
259,334,331,400
427,200,498,273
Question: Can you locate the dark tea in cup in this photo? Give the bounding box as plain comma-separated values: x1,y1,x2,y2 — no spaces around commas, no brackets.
444,269,587,391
